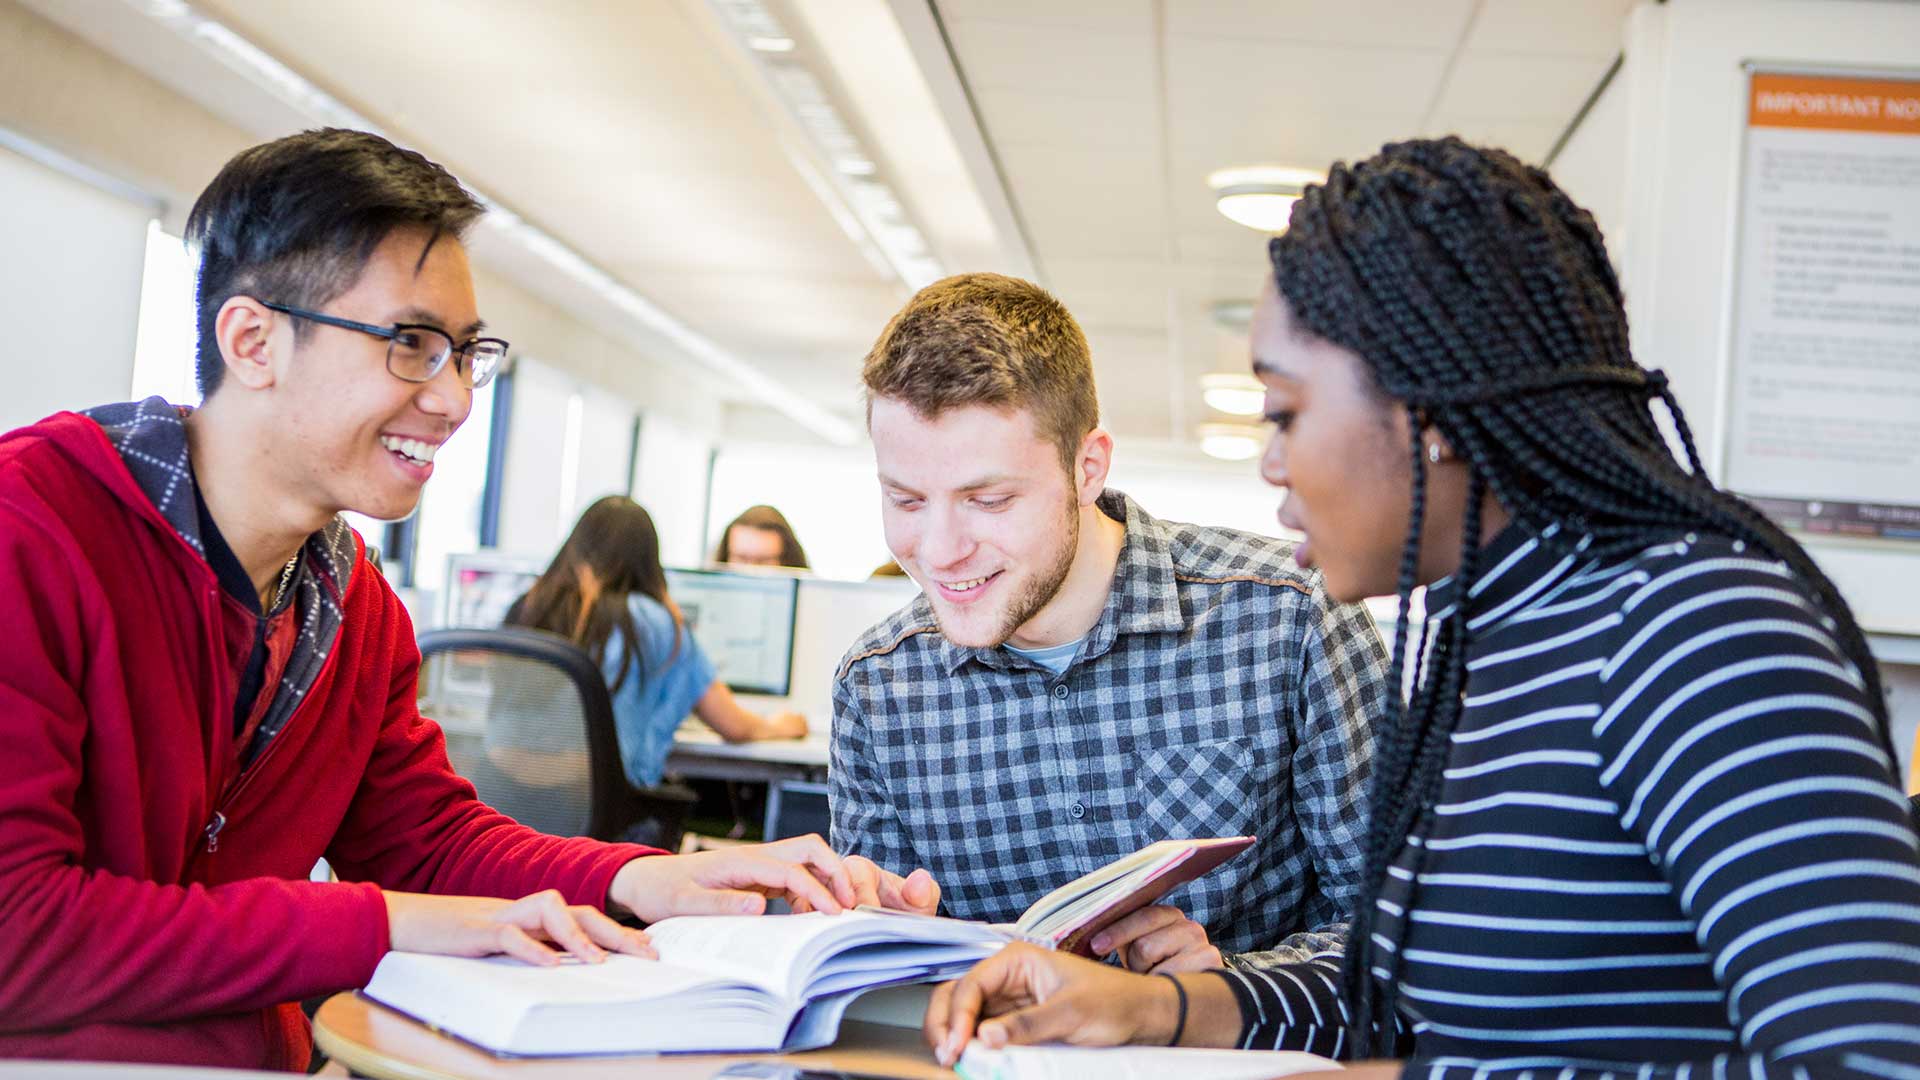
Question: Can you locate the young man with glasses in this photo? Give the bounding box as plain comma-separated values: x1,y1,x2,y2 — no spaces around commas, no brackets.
0,129,867,1069
830,273,1392,977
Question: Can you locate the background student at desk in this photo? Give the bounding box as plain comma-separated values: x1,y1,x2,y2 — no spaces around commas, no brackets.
507,496,807,793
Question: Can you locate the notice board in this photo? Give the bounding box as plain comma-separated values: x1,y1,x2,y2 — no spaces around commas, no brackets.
1724,67,1920,543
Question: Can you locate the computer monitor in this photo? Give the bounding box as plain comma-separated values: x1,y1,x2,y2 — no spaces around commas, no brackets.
443,552,544,630
665,567,800,697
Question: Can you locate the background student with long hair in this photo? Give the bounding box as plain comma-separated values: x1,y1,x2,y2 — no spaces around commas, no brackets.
922,138,1920,1080
508,496,806,790
713,504,810,569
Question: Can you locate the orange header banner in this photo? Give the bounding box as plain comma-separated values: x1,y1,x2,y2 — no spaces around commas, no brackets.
1749,72,1920,135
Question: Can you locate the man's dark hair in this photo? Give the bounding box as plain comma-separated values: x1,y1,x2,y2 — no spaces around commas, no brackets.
184,128,485,397
1270,137,1897,1056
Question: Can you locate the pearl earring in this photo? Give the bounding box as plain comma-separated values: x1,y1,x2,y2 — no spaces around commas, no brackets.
1427,443,1442,464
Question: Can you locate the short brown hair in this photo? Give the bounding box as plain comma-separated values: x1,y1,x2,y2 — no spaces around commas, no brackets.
861,273,1098,469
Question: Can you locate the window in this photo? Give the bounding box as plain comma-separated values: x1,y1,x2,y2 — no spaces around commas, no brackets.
129,221,199,406
407,377,498,606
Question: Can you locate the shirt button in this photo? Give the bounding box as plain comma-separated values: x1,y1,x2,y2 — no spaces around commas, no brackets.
1069,802,1086,819
1052,684,1069,700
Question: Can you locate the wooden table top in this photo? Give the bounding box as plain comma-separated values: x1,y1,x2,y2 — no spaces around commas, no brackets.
312,992,954,1080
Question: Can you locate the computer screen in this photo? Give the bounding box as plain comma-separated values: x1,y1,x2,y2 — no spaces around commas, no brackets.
443,553,544,630
665,567,800,697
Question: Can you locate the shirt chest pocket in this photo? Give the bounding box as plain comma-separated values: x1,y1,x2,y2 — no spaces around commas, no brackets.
1131,737,1259,842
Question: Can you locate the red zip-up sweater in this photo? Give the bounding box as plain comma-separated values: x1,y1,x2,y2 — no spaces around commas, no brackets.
0,411,660,1069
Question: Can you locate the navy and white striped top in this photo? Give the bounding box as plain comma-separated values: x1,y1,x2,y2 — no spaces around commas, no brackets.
1219,524,1920,1080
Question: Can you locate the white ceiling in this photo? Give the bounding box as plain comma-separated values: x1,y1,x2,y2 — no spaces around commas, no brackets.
22,0,1633,450
185,0,921,407
937,0,1635,444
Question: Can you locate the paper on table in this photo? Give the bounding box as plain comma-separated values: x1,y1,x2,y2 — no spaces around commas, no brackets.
956,1044,1340,1080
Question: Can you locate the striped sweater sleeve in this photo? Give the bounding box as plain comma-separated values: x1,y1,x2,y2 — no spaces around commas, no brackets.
1564,553,1920,1080
1216,945,1407,1060
1220,551,1920,1080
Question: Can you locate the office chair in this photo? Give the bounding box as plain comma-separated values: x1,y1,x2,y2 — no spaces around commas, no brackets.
416,627,697,849
764,779,833,843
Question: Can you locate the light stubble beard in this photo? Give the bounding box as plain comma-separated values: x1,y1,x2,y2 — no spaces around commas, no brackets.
932,491,1081,649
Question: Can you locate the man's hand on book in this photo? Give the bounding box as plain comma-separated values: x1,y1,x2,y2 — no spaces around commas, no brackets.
791,854,940,915
606,835,857,923
383,889,656,966
1089,904,1224,974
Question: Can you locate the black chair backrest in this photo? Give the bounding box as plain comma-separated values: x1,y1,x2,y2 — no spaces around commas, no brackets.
765,779,832,843
416,627,630,841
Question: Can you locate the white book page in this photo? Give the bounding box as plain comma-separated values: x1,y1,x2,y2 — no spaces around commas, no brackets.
1017,841,1191,931
369,951,727,1007
957,1044,1341,1080
648,910,1012,999
364,952,744,1054
1018,848,1195,936
647,911,913,996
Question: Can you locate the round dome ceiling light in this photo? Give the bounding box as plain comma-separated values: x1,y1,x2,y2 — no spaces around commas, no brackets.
1206,165,1325,234
1199,422,1267,461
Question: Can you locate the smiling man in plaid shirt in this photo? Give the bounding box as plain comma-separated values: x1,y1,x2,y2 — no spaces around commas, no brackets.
829,272,1393,975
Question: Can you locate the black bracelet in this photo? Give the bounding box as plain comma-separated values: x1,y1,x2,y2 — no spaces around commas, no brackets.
1158,972,1189,1047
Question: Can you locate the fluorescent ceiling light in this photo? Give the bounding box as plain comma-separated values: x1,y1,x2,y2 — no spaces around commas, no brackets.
123,0,858,446
1207,165,1324,234
1209,299,1254,331
708,0,944,291
1200,374,1265,417
747,36,795,52
1199,422,1266,461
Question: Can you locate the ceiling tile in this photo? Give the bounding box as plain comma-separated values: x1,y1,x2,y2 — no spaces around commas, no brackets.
1430,53,1613,123
1088,329,1178,438
1465,0,1636,57
1167,0,1477,50
1165,35,1446,141
190,0,894,416
934,0,1153,32
995,143,1168,262
971,88,1155,151
1420,118,1566,164
945,17,1157,100
1045,258,1174,335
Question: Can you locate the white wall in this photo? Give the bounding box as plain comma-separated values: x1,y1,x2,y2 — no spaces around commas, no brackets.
1549,59,1632,270
0,141,151,430
495,358,640,559
1612,0,1920,777
635,412,717,569
1617,0,1920,640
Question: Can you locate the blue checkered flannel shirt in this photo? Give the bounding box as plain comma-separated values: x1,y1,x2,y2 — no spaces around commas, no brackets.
830,490,1391,966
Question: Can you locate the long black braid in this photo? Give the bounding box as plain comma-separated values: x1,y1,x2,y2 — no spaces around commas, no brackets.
1268,137,1897,1058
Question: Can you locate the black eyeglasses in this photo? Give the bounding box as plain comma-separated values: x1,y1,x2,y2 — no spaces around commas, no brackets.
261,302,508,389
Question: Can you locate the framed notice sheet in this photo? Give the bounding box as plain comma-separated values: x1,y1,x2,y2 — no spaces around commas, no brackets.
1723,65,1920,543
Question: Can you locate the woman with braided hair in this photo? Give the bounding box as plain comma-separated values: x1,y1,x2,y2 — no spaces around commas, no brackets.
922,137,1920,1079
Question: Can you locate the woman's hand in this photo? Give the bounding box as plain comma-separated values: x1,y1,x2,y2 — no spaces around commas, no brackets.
606,834,856,922
764,711,807,740
923,943,1180,1065
383,889,654,966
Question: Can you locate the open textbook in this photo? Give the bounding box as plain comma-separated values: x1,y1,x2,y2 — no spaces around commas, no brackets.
361,836,1255,1056
958,1044,1341,1080
364,910,1004,1055
1006,835,1255,955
